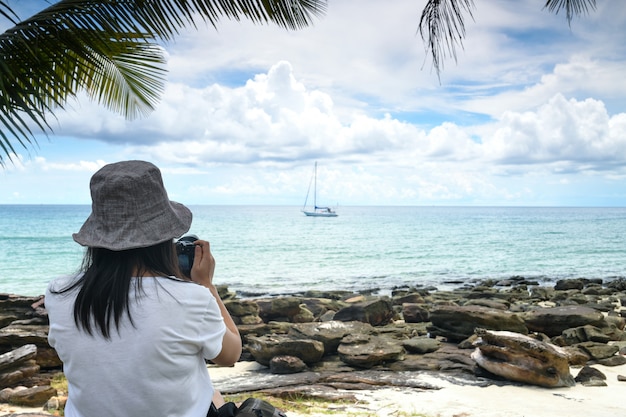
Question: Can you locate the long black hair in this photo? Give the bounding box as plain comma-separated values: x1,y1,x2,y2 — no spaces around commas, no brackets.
56,239,185,339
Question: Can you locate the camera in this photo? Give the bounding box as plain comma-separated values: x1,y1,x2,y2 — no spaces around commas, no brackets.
176,234,198,278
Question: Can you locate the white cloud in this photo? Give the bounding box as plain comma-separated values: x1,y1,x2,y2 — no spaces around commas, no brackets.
2,0,626,206
484,94,626,169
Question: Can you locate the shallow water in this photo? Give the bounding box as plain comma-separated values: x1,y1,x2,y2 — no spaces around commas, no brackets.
1,205,625,296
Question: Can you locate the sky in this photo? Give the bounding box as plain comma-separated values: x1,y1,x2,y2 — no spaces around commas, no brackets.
1,0,626,206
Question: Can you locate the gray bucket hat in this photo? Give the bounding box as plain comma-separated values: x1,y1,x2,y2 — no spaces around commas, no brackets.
73,160,192,251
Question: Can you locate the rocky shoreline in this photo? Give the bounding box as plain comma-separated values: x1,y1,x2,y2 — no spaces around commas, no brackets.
1,276,626,414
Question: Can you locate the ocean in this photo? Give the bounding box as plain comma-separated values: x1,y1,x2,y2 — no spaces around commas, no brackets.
1,205,625,297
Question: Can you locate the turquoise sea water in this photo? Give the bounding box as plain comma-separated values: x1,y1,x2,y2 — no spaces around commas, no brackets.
0,205,625,297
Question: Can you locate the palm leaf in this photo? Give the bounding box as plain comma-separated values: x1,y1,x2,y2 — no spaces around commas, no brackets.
0,0,328,165
418,0,475,78
419,0,597,78
544,0,597,23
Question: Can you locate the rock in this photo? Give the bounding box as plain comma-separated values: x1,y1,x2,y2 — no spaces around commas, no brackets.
0,361,40,388
246,334,324,366
575,365,607,386
239,315,264,325
559,346,591,366
401,303,430,323
402,337,441,354
334,298,395,326
0,325,58,367
0,345,37,371
301,290,355,300
596,355,626,366
292,304,315,323
269,355,307,374
0,295,46,322
387,343,476,375
555,279,586,291
575,342,619,360
471,329,575,388
529,286,555,301
604,314,625,331
0,315,17,329
7,385,57,407
561,325,614,345
289,321,374,354
0,345,40,389
337,334,405,368
428,305,528,342
319,311,336,321
607,278,626,291
392,293,424,305
299,298,348,319
224,300,260,319
522,306,605,337
44,395,67,412
463,298,510,310
256,297,302,322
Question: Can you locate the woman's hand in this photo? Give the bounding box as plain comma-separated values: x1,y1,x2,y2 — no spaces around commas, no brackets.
190,239,215,288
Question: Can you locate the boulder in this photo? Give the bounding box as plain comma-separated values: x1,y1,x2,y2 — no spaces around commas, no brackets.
561,325,615,345
289,321,374,354
522,306,606,337
246,334,324,366
428,305,528,342
224,300,260,318
463,298,510,310
334,298,394,326
299,298,349,317
337,334,405,368
6,385,57,407
471,329,575,388
269,355,307,374
401,303,430,323
256,297,302,322
0,345,40,389
554,279,586,291
0,325,60,368
575,341,619,360
402,337,441,354
0,295,46,323
575,365,607,386
292,304,315,323
392,293,425,305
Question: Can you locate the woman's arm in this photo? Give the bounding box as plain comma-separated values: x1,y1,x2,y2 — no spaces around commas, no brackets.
191,240,242,366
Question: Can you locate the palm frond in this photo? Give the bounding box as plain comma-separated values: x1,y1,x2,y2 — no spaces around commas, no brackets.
544,0,597,24
0,0,328,165
419,0,597,79
418,0,475,79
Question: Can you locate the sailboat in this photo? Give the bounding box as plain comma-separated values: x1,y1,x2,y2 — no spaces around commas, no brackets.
301,162,338,217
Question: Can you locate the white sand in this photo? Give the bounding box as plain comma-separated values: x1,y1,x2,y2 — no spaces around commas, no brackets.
213,362,626,417
2,362,625,416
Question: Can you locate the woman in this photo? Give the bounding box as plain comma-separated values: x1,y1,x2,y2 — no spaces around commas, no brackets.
45,160,242,417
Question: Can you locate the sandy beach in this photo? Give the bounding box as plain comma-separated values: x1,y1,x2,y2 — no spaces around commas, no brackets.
210,362,626,417
1,361,625,416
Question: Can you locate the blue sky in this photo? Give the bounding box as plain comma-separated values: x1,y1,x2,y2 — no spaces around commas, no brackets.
1,0,626,206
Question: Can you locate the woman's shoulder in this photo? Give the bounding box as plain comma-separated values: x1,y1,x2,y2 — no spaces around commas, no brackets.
148,276,213,301
46,274,80,294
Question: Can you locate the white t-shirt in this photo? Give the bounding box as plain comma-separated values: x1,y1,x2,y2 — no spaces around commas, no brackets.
46,275,227,417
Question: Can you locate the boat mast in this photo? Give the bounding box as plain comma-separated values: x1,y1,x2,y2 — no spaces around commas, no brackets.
313,161,317,209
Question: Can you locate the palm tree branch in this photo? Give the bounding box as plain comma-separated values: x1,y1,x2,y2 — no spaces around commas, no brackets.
544,0,597,23
418,0,475,78
0,0,327,165
419,0,597,78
